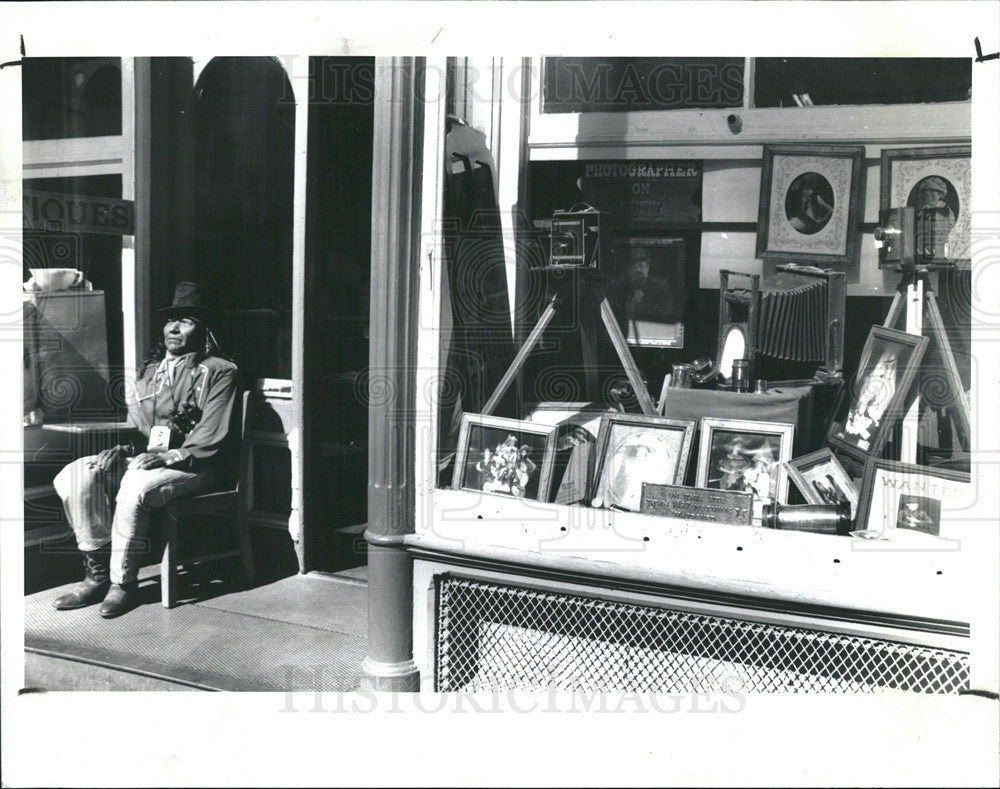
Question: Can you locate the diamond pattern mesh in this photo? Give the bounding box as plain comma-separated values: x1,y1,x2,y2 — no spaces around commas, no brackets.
434,577,969,694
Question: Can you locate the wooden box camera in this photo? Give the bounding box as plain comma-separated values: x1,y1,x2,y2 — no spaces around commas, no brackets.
549,209,605,269
875,207,917,270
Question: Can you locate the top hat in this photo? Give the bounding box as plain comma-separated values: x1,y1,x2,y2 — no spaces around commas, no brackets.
629,246,652,264
157,282,212,322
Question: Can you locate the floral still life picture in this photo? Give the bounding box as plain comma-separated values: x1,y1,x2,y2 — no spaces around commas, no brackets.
452,414,557,502
476,435,539,497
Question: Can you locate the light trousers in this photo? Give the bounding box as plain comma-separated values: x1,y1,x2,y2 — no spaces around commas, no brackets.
53,455,218,585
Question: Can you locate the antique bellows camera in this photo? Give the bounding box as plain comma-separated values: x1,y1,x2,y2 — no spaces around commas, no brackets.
548,204,608,269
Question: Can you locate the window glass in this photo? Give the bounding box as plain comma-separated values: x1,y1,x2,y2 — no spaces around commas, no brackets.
22,58,122,140
22,174,124,375
753,58,971,107
542,57,744,113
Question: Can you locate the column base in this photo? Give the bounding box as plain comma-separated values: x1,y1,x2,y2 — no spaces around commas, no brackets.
359,657,421,692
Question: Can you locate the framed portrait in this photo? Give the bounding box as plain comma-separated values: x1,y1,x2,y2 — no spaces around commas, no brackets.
452,414,557,502
826,326,929,463
696,417,795,517
526,402,609,505
854,459,971,543
756,144,865,266
590,414,696,512
784,448,859,519
606,236,686,348
880,145,971,268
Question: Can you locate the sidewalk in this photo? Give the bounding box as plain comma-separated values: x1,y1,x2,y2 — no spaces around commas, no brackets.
24,566,369,692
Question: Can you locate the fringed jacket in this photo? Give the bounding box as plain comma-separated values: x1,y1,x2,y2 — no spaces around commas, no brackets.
127,352,238,472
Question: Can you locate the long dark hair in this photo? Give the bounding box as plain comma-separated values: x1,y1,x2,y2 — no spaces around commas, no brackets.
138,321,231,377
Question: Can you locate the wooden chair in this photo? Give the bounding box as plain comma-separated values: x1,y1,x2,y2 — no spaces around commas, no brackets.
160,390,255,608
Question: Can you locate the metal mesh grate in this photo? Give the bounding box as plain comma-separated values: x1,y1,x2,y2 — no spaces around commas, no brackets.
435,577,969,694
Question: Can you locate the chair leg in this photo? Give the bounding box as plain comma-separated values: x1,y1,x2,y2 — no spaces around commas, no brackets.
161,510,179,609
235,517,255,588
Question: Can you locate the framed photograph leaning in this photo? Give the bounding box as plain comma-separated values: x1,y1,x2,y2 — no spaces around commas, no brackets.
526,402,609,506
696,417,795,518
452,414,557,502
827,326,929,463
854,458,971,544
756,144,865,266
590,413,695,512
880,145,971,267
785,447,859,519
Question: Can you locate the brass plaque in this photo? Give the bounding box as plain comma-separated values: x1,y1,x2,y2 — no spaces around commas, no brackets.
640,483,753,526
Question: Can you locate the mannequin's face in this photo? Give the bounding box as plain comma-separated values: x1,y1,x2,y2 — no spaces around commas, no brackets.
163,317,200,356
629,259,650,287
922,187,945,206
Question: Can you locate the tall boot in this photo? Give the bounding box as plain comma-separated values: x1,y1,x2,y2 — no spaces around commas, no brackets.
52,547,111,610
99,581,139,619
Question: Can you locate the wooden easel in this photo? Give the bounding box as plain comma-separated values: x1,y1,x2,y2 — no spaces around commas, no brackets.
481,272,656,416
883,267,970,462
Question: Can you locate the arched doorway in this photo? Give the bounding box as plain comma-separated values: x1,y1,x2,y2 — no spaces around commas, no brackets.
192,57,295,382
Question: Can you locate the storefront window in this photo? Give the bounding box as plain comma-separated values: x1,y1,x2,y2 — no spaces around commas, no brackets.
753,58,971,108
22,174,125,388
539,57,971,116
541,57,744,113
22,57,122,140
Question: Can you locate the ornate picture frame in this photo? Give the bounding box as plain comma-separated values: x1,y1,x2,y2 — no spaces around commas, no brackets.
590,413,696,512
452,413,557,502
880,145,971,268
756,144,865,266
784,447,859,519
826,326,929,464
696,417,795,519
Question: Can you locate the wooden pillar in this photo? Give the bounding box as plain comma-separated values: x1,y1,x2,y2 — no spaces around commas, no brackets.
361,57,424,691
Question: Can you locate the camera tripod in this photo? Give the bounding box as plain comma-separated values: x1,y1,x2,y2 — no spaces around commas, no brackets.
481,270,657,416
883,266,970,460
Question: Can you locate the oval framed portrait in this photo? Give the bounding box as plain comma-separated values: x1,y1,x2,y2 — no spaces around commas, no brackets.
784,171,835,235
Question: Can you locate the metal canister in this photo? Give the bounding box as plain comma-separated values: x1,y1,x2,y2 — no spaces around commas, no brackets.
670,363,695,388
731,359,752,392
762,502,853,535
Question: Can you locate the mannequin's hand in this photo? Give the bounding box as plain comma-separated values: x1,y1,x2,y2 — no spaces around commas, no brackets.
129,452,166,471
93,444,128,471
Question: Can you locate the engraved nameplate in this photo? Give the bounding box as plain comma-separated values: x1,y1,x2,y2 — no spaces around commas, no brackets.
639,483,753,526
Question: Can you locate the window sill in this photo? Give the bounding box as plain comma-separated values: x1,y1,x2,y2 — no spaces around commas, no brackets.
417,488,979,632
